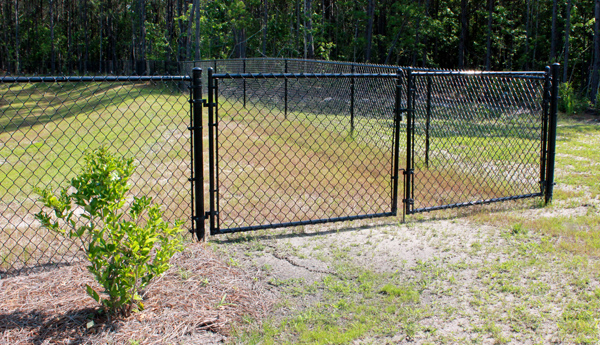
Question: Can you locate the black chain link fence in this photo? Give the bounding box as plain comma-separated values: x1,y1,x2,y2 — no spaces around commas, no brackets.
1,76,191,277
208,71,403,233
406,71,549,213
1,58,556,275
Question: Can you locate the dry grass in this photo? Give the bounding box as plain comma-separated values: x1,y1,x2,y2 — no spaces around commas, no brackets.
0,242,272,344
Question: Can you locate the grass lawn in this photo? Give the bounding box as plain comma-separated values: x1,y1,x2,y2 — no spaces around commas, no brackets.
2,77,598,344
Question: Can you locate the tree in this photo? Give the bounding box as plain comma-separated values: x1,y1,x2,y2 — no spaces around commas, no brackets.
591,0,600,102
458,0,467,69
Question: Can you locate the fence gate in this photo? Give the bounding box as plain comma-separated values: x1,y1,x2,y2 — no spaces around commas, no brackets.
189,64,559,239
403,66,559,215
195,68,405,236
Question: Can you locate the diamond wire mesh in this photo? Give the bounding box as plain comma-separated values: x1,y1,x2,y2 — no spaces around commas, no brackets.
409,72,546,212
214,73,399,231
0,76,191,277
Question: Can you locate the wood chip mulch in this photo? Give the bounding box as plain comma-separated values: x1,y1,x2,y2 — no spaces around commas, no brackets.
0,242,272,344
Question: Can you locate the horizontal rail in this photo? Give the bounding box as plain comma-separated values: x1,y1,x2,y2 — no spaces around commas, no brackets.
409,193,543,214
216,212,396,234
0,75,191,83
412,70,546,79
212,72,399,79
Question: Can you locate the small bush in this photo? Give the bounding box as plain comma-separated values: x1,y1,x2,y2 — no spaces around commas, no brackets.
36,148,184,316
595,88,600,114
559,82,588,115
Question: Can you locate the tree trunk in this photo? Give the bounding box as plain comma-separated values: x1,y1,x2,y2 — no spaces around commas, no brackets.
365,0,374,62
262,0,268,56
139,0,146,72
14,0,19,74
186,1,195,60
550,0,558,62
591,0,600,102
485,0,493,70
385,17,408,65
49,0,55,73
304,0,314,59
177,0,184,61
524,0,531,70
194,0,200,59
84,0,89,73
458,0,467,69
563,0,571,82
233,27,246,58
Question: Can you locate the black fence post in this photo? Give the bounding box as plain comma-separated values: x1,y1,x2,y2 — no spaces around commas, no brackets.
540,66,551,195
391,68,403,215
404,69,414,218
545,63,560,204
350,64,355,136
191,67,205,241
243,59,247,108
284,59,288,119
425,75,432,168
207,67,217,234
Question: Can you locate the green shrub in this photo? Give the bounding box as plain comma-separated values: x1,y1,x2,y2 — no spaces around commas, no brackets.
595,88,600,114
559,82,589,115
35,148,184,316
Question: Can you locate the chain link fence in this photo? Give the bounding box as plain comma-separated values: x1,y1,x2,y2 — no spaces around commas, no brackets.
208,71,403,233
405,71,550,213
1,58,557,275
1,76,191,277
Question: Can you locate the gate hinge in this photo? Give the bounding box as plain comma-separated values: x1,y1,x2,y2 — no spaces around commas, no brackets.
402,198,414,205
189,98,206,105
403,169,414,175
204,211,218,219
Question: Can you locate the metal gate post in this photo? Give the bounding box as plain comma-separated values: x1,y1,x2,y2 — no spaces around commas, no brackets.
404,69,414,217
190,67,205,241
284,59,288,119
540,66,551,195
425,75,432,168
350,64,355,136
391,68,403,215
207,68,217,234
545,63,560,204
243,59,247,108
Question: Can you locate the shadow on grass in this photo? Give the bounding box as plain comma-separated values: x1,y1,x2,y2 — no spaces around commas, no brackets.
0,82,183,134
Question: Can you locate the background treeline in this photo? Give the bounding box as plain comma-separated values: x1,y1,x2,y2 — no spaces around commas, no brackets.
1,0,599,104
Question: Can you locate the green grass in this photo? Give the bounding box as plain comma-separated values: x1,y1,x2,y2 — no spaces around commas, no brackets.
1,80,191,271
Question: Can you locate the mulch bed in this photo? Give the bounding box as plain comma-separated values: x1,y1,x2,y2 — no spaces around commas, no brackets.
0,242,271,344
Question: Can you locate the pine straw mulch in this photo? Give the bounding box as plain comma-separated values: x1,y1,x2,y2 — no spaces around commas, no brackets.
0,242,273,344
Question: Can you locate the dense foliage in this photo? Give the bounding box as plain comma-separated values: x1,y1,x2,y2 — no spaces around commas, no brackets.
0,0,599,102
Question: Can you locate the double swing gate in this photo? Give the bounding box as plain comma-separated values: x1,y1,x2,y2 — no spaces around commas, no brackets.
189,64,559,239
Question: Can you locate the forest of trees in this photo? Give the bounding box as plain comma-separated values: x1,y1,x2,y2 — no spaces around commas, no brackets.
1,0,599,103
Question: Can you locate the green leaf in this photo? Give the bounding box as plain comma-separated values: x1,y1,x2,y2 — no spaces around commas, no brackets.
86,285,101,303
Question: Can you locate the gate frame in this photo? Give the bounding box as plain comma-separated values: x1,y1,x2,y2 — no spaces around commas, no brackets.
402,64,560,216
202,68,404,237
191,64,560,239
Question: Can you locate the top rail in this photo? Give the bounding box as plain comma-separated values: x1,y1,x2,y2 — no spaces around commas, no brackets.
0,75,191,83
212,72,399,79
411,70,546,79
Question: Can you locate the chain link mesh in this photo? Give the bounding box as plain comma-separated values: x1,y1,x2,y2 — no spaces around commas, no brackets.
0,76,191,276
1,59,550,274
409,72,546,212
213,73,400,232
